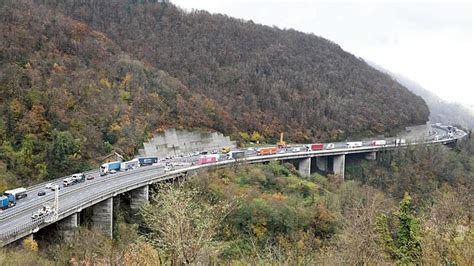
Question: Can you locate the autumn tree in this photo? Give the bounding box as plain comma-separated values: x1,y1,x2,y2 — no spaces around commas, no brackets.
141,184,233,264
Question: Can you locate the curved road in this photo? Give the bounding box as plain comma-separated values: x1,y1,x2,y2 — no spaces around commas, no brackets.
0,123,466,245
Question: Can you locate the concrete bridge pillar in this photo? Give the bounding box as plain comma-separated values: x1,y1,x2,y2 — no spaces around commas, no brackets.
130,185,149,211
333,154,345,180
298,157,311,177
316,156,328,171
91,198,113,237
365,151,377,161
58,213,79,241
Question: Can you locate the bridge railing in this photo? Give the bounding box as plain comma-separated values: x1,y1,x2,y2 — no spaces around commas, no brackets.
0,128,467,246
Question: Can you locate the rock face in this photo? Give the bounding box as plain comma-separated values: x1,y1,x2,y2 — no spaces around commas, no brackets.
139,129,237,157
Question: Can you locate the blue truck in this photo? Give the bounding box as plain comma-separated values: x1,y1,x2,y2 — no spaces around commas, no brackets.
100,161,122,176
138,156,158,166
0,193,17,210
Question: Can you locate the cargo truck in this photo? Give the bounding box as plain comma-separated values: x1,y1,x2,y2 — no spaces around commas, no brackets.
306,143,324,151
0,193,16,210
256,147,278,156
394,139,406,146
198,154,220,164
371,140,387,146
326,143,335,149
227,151,245,160
4,188,27,200
137,156,158,166
100,161,122,176
121,159,139,171
63,173,86,187
346,142,363,148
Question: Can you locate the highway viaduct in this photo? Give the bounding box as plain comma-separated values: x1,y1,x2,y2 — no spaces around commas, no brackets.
0,126,466,247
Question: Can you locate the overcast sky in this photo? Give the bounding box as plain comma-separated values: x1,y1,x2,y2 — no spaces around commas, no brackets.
172,0,473,106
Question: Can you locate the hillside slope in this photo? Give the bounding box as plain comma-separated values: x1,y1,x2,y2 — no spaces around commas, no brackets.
369,62,474,129
1,0,428,184
36,0,428,139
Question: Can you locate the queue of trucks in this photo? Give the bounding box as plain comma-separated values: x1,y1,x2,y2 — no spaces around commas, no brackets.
100,156,158,176
0,135,415,212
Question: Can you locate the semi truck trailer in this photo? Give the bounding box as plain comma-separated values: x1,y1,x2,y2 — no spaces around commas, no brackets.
100,161,122,176
306,143,324,151
198,154,220,164
227,151,246,160
256,147,278,156
4,188,27,200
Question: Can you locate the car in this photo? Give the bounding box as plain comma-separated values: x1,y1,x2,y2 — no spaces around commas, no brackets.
247,147,255,151
211,150,218,154
110,170,117,174
291,147,301,152
51,185,60,191
45,183,53,189
37,190,46,196
86,175,94,180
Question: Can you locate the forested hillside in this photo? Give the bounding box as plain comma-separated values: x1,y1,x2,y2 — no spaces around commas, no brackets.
39,0,429,139
1,0,428,186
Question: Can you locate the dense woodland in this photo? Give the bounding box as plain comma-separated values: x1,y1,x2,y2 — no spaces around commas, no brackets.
0,0,430,188
2,137,473,264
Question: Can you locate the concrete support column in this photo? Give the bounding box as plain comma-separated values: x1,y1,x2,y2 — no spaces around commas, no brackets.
91,198,113,238
58,213,78,241
130,185,149,211
365,151,377,161
316,156,328,171
333,154,345,180
298,157,311,177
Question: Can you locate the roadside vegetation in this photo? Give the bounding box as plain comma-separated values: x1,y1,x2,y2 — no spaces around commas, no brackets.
2,137,472,264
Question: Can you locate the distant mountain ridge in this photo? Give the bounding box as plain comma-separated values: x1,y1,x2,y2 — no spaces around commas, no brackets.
368,62,474,129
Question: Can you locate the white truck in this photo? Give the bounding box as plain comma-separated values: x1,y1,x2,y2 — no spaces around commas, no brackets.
121,159,139,171
394,139,406,146
346,142,363,148
371,140,387,146
63,173,86,187
4,188,27,200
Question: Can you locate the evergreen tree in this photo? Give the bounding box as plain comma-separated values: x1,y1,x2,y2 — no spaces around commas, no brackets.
376,192,422,264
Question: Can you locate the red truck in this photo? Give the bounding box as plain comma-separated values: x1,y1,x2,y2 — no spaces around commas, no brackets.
256,147,278,156
198,154,220,165
306,143,324,151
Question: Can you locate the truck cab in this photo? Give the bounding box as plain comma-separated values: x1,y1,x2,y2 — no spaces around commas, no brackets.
0,193,16,210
